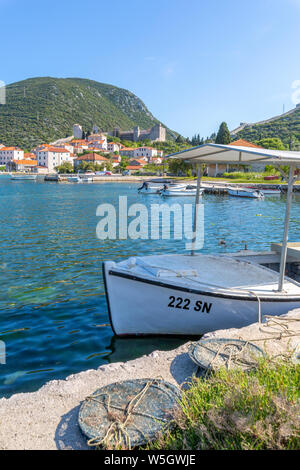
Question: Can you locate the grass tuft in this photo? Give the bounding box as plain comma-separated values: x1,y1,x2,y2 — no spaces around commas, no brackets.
149,359,300,450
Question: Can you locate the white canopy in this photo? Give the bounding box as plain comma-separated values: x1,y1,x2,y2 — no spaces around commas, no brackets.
168,143,300,165
168,142,300,292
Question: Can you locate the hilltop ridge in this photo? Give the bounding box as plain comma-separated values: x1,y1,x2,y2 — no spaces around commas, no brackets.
0,77,176,149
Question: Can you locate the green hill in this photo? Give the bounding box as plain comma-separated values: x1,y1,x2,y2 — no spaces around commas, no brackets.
232,105,300,148
0,77,176,149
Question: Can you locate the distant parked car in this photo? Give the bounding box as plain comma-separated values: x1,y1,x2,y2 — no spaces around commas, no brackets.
105,171,112,175
122,170,131,175
264,175,279,180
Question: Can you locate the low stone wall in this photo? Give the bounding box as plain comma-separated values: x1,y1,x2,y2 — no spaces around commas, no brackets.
0,310,299,450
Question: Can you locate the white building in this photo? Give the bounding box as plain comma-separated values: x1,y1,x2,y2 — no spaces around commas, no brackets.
119,148,135,158
69,140,89,154
133,147,158,160
36,146,74,171
88,133,107,143
0,147,24,166
87,139,108,151
54,143,74,153
149,156,163,165
107,142,121,153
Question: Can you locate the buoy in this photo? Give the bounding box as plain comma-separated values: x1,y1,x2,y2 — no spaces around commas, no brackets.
78,378,180,449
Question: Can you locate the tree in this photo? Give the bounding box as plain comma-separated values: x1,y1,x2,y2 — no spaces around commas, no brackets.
56,162,74,174
119,156,129,172
256,137,286,150
168,158,190,176
215,122,231,144
106,161,113,172
175,135,185,144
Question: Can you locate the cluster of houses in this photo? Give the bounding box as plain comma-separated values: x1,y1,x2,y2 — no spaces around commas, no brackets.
0,132,165,174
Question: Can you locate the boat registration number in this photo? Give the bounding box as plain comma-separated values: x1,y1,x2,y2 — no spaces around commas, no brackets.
168,295,212,313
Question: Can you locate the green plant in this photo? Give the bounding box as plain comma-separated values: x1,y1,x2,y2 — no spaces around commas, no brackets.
149,359,300,450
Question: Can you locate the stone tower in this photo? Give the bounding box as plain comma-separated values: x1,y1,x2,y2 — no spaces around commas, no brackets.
73,124,83,139
150,123,166,142
133,126,140,141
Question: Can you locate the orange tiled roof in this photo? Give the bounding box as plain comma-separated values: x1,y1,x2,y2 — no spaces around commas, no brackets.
43,147,70,153
126,165,141,170
230,139,262,148
0,147,22,151
75,152,108,162
12,159,37,166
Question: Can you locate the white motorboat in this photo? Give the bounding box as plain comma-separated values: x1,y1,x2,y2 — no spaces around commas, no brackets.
103,143,300,336
228,187,264,198
82,176,93,183
103,254,300,336
161,185,205,197
138,182,163,194
10,174,37,181
138,181,186,194
246,187,282,195
67,174,82,183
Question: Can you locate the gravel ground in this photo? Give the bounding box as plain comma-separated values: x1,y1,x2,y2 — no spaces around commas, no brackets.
0,310,299,450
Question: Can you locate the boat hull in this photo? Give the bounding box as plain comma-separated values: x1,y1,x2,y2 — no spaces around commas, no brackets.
139,183,187,194
246,187,281,195
67,177,82,183
228,188,263,198
103,262,300,336
161,188,204,197
10,175,37,180
139,186,162,194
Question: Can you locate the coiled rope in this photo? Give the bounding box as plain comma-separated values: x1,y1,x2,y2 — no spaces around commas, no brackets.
84,379,177,450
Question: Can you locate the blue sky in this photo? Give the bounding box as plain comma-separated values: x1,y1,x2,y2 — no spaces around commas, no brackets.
1,0,300,138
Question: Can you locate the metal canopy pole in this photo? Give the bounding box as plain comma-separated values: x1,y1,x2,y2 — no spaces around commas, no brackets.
278,164,295,291
191,163,203,256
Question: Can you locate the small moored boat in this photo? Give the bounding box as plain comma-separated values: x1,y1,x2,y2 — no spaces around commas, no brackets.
138,181,186,194
228,187,264,198
103,254,300,336
67,174,82,183
82,176,93,183
10,174,37,181
246,187,281,195
160,184,204,197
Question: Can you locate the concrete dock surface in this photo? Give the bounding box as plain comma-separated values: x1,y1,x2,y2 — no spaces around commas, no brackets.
0,309,299,450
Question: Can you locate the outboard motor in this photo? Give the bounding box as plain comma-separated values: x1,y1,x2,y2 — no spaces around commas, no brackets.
138,182,147,192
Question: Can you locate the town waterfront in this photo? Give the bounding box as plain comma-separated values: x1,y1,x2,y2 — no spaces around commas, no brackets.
0,176,300,397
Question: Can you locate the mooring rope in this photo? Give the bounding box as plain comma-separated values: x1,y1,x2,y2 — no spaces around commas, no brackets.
190,315,300,373
206,341,255,370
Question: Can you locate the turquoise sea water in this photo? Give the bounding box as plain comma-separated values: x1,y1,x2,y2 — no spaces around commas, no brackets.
0,175,299,397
